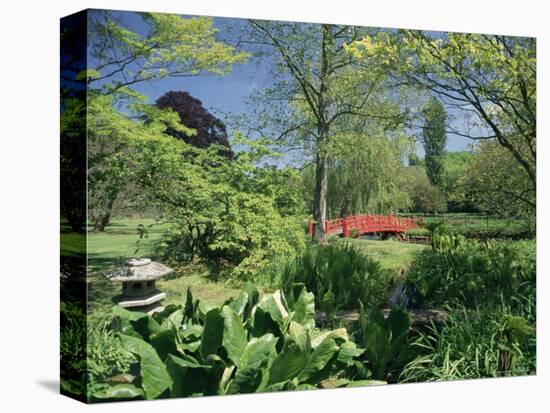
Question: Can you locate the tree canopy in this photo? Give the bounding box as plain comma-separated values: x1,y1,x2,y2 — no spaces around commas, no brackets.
74,11,249,231
156,91,234,158
421,97,447,187
347,31,536,193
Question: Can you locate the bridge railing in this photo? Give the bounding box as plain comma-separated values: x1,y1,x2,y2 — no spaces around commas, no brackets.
308,214,419,239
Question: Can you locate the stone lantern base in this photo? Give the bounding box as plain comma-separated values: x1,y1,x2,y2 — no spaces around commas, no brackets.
114,289,167,315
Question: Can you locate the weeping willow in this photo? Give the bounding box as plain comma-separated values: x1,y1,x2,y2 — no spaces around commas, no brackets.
302,129,414,219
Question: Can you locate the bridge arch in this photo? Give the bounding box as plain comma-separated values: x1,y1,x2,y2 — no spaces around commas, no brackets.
308,214,419,240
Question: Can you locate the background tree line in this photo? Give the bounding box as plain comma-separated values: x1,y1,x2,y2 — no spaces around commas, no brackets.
61,11,536,268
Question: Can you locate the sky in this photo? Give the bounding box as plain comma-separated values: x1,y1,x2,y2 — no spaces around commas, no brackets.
90,10,473,155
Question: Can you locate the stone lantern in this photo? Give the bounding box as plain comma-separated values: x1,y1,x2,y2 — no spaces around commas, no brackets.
109,258,173,315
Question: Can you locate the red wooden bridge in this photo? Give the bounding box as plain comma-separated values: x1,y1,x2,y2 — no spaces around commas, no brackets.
308,214,420,240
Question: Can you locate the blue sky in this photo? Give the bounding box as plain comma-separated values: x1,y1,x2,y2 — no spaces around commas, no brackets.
91,10,472,154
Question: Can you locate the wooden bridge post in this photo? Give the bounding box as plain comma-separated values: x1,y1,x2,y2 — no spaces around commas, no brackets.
342,217,350,238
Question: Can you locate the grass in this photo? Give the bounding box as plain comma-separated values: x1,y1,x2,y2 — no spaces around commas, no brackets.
87,218,167,271
339,238,427,280
86,218,241,321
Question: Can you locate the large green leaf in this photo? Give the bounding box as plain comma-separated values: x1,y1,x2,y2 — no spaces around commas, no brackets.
337,341,365,366
130,315,161,341
184,288,195,319
200,308,224,357
221,306,247,367
165,354,211,397
257,291,290,331
311,328,348,348
160,308,184,332
291,289,315,331
243,282,260,312
176,323,203,353
225,336,277,393
111,306,148,338
363,322,390,379
387,307,410,342
240,334,278,370
228,290,249,317
197,300,215,322
299,328,348,383
149,329,177,360
298,337,339,383
251,307,280,338
269,322,310,384
119,333,172,399
203,354,227,395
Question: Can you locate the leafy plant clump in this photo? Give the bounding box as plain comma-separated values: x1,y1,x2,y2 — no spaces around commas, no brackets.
403,239,535,313
280,243,388,312
141,137,307,282
88,284,370,402
404,227,430,237
87,320,137,385
351,303,416,382
60,302,87,397
400,307,536,382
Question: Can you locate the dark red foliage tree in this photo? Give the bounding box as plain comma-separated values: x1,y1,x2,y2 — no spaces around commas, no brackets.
156,91,234,158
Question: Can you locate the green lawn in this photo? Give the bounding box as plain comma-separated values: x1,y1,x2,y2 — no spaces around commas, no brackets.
337,238,427,283
86,219,241,321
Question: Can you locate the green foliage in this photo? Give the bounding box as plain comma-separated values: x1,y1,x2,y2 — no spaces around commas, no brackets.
349,227,362,239
404,166,447,213
400,307,536,382
353,304,414,381
60,302,87,396
89,286,364,401
422,220,451,250
348,31,536,195
404,239,536,313
89,11,248,93
463,140,535,220
320,130,414,216
143,136,306,281
280,244,388,311
442,151,476,212
87,320,137,384
88,89,306,279
404,227,430,237
82,10,249,231
421,97,447,187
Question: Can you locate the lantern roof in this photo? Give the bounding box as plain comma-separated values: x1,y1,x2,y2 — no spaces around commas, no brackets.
108,258,174,282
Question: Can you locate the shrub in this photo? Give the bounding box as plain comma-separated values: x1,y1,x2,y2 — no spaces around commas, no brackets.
141,138,308,284
154,195,306,283
60,302,87,397
87,319,137,384
404,227,430,237
281,244,388,311
351,303,416,382
88,285,371,401
349,227,361,238
400,307,536,382
403,239,535,313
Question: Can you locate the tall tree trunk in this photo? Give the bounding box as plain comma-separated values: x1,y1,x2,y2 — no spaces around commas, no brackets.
93,196,115,232
312,25,334,242
313,148,329,241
